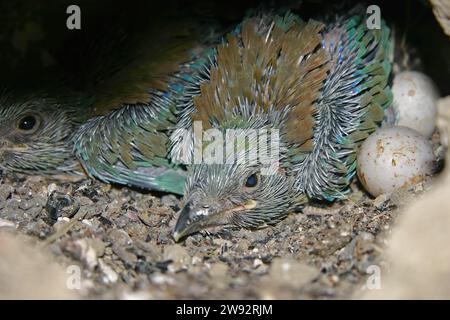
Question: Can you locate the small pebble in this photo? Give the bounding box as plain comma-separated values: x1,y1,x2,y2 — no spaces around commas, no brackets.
163,244,191,272
268,258,319,288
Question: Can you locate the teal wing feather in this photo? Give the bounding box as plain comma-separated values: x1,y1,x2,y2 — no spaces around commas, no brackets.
73,93,186,195
70,9,219,195
72,45,213,195
294,14,393,200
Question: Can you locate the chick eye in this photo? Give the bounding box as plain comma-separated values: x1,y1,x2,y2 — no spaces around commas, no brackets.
244,173,259,188
17,115,39,132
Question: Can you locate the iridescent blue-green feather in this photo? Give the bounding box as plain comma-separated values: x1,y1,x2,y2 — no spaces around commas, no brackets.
73,48,212,195
294,15,393,201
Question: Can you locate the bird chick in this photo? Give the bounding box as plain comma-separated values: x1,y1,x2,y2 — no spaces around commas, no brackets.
0,9,213,193
0,93,83,176
171,11,392,241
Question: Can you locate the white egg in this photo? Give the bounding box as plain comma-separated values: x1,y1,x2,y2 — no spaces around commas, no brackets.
357,126,435,197
392,71,439,138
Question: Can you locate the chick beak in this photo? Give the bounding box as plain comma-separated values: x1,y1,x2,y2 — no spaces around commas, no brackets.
173,201,209,242
173,199,258,242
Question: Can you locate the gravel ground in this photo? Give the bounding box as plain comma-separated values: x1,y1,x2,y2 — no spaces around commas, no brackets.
0,163,438,299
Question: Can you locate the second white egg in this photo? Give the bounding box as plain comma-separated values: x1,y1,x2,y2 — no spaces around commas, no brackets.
392,71,439,138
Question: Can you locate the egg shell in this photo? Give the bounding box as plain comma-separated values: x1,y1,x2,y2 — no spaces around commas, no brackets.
392,71,439,138
357,126,435,197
